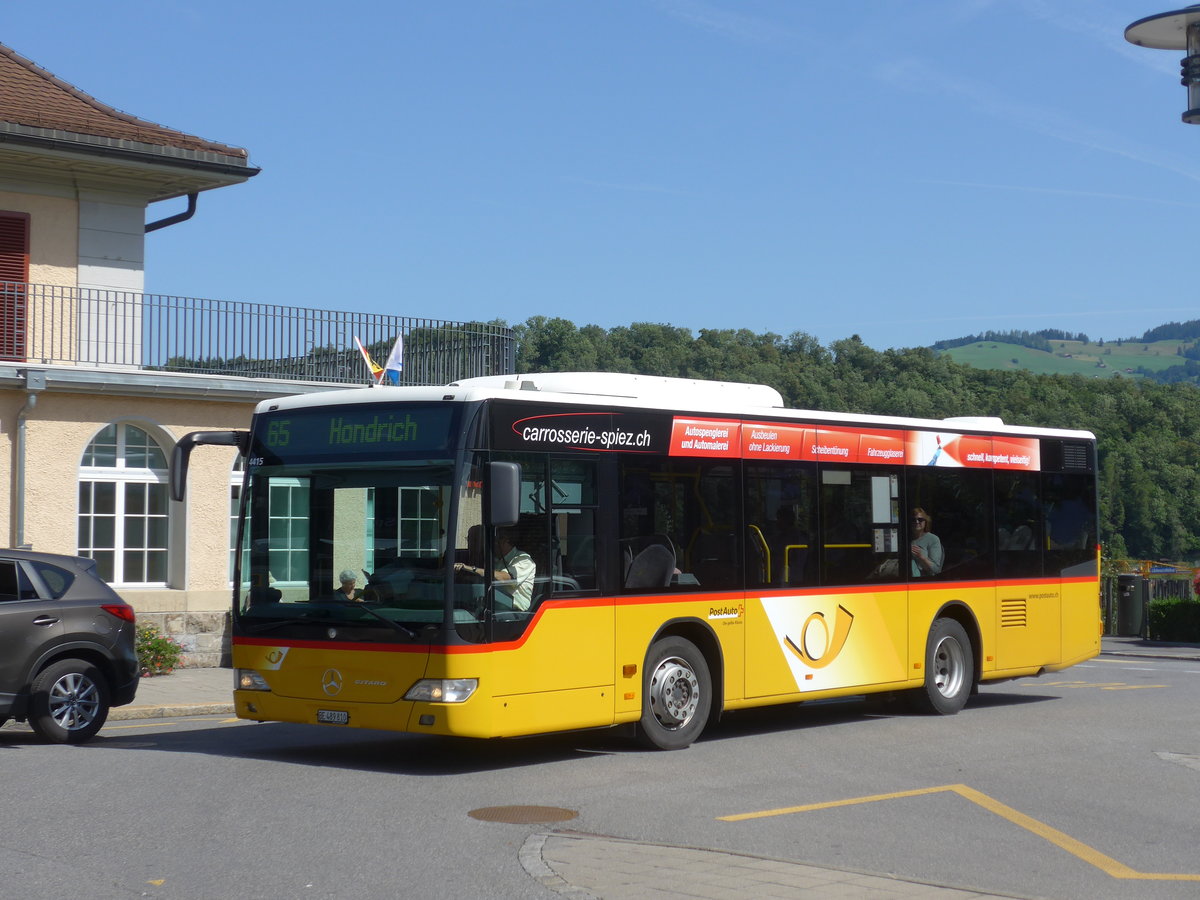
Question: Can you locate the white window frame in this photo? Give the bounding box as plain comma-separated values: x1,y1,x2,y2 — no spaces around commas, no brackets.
78,422,170,587
397,486,441,557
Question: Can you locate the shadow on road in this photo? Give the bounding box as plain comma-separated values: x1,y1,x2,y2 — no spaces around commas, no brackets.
0,686,1056,771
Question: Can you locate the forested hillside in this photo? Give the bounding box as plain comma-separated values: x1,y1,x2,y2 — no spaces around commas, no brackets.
512,317,1200,563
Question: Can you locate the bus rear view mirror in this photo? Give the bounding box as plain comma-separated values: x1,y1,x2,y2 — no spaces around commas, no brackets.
171,430,250,502
488,461,520,527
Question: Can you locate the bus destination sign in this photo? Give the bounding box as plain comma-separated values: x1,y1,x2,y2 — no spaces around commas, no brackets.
252,404,458,465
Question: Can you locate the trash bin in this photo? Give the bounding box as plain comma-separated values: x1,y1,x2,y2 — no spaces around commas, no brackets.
1116,574,1145,637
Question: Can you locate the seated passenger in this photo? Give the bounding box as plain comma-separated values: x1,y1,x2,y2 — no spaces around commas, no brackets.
333,569,363,602
910,507,944,577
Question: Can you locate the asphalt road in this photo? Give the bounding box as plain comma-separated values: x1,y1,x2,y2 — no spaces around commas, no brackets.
4,650,1199,899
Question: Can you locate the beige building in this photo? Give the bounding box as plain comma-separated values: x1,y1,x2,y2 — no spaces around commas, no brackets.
0,44,513,665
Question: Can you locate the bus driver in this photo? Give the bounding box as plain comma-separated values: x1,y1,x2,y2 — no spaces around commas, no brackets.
455,527,536,610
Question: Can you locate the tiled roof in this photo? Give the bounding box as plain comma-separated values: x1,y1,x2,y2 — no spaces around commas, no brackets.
0,42,248,160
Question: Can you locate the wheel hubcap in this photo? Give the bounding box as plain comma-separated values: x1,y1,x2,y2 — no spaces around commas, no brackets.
48,672,100,731
931,636,966,699
648,656,700,730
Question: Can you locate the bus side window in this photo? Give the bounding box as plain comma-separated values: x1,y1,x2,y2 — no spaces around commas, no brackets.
820,466,901,586
744,462,817,588
1043,473,1097,578
906,467,994,580
548,457,598,595
996,471,1042,579
618,458,739,591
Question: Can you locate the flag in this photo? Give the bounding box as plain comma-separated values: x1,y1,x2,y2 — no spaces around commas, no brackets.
353,336,384,383
383,334,404,385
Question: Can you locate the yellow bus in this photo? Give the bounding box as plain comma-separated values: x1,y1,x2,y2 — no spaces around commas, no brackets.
172,372,1100,750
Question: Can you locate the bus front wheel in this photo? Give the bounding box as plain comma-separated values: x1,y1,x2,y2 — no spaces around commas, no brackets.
911,617,973,715
638,637,711,750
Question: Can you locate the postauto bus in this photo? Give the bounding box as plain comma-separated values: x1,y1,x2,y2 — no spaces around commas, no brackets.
171,372,1100,750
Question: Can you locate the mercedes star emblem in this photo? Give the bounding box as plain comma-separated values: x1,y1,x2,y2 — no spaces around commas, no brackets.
321,668,343,696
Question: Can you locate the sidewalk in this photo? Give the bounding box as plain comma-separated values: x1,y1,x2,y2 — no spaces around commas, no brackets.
101,638,1200,900
1098,634,1200,661
109,665,235,721
522,832,1028,899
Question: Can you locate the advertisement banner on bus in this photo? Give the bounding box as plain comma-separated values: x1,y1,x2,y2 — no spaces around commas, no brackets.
492,404,1042,472
740,422,809,460
668,418,741,458
905,432,1040,471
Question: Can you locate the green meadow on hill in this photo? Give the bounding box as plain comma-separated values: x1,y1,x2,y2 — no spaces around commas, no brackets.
939,339,1189,379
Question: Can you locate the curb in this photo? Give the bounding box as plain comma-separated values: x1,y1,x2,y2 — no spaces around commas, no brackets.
110,703,235,721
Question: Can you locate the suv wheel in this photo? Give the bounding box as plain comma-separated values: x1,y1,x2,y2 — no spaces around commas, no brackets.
29,659,111,744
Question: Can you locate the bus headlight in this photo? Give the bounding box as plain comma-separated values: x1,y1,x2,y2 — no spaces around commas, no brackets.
404,678,478,703
237,669,270,691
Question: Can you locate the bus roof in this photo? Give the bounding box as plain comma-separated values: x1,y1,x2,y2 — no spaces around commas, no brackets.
255,372,1095,441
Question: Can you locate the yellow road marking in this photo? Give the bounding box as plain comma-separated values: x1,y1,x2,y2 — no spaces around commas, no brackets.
1101,685,1167,690
1019,681,1167,691
719,784,1200,881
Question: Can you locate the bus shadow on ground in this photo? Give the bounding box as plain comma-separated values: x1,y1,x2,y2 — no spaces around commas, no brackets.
53,719,642,775
26,691,1055,773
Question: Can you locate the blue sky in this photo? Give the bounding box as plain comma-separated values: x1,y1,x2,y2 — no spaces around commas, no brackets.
7,1,1200,350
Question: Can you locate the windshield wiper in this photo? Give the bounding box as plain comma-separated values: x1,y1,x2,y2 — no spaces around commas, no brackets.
317,599,419,639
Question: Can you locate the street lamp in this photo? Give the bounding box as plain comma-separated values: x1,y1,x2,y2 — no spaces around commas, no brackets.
1126,5,1200,123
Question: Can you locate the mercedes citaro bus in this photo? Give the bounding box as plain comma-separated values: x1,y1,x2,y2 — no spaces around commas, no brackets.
172,372,1100,749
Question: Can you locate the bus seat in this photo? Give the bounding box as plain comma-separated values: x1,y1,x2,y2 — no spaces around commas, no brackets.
625,543,675,589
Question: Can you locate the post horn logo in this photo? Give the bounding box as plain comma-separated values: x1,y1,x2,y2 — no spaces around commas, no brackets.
785,605,854,669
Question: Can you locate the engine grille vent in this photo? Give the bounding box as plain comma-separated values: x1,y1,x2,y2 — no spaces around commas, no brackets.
1000,598,1028,628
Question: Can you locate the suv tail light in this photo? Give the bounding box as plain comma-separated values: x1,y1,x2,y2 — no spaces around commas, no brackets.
101,603,136,623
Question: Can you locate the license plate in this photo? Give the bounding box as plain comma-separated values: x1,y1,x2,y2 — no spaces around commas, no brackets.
317,709,349,725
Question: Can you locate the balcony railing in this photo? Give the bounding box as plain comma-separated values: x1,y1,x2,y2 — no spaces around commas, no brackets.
0,282,516,385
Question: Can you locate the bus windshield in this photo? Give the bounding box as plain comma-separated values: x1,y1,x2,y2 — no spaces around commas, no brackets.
236,460,461,641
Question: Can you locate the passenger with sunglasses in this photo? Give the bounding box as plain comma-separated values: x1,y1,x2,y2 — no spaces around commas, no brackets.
910,507,944,577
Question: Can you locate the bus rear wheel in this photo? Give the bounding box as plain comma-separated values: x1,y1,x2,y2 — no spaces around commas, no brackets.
638,637,711,750
911,617,973,715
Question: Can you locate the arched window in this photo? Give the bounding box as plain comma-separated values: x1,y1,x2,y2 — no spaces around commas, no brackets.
78,423,169,585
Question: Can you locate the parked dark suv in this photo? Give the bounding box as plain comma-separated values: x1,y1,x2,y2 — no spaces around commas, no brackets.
0,550,139,743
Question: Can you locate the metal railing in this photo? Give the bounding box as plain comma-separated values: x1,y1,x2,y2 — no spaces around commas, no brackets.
0,282,517,385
